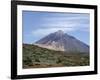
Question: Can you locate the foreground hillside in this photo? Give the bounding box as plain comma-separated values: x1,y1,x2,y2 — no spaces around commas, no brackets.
23,44,89,69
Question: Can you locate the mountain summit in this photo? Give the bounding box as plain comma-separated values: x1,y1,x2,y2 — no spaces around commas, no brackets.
56,30,64,34
35,30,89,53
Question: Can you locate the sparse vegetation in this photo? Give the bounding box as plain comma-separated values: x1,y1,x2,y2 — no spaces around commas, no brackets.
23,44,89,69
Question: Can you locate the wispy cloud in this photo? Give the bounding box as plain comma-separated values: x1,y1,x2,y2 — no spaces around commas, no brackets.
23,11,90,44
32,27,75,36
32,13,89,36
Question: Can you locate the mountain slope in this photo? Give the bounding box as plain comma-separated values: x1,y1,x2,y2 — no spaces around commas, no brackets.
35,30,89,53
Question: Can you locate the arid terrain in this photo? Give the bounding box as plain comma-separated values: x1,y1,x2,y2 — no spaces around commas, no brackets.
23,44,89,69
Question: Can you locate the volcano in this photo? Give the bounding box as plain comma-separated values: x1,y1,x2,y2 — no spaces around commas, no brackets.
35,30,89,53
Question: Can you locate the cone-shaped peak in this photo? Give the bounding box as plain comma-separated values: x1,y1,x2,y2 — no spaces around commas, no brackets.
35,30,89,53
56,30,64,34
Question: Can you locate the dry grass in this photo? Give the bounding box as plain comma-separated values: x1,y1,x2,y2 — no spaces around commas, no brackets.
23,44,89,69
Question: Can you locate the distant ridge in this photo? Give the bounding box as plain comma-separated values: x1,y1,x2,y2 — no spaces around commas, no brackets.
35,30,89,53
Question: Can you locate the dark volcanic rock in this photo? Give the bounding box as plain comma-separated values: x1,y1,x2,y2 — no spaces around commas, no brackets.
35,30,89,53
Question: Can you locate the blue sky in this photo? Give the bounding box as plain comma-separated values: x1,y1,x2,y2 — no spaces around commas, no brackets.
22,11,90,45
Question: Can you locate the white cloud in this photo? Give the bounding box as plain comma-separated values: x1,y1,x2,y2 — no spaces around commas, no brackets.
32,27,77,39
31,13,89,42
36,14,89,31
42,16,89,22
